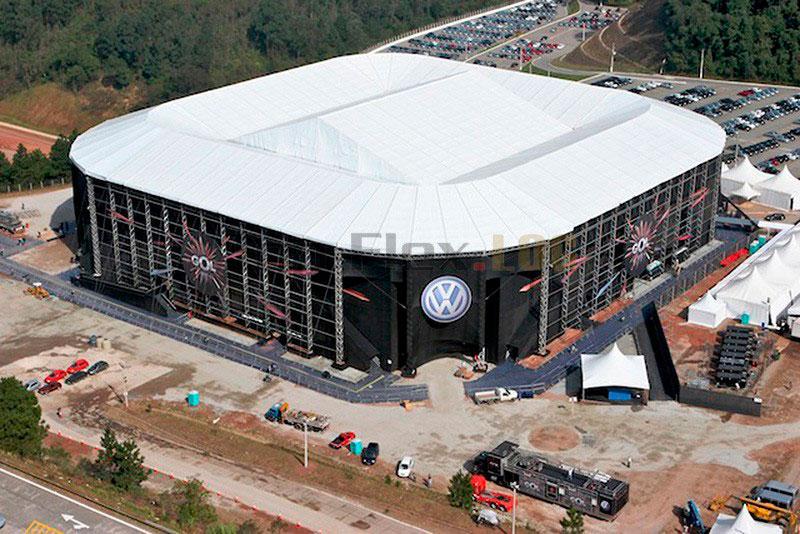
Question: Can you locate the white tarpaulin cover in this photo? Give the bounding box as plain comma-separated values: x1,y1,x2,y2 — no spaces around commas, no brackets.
581,343,650,391
710,224,800,326
70,53,725,255
709,505,781,534
688,292,728,328
730,181,761,200
756,166,800,211
721,156,772,196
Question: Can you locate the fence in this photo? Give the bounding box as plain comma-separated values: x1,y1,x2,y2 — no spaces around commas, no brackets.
1,176,70,194
678,385,762,417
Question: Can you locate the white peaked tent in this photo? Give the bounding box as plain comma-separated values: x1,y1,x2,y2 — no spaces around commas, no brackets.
716,266,779,326
688,292,728,327
756,166,800,211
722,161,730,173
721,156,771,196
709,505,781,534
581,343,650,392
730,181,761,201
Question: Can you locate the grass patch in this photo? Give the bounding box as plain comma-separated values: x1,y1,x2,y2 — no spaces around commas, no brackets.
106,401,481,533
524,63,591,82
568,0,580,15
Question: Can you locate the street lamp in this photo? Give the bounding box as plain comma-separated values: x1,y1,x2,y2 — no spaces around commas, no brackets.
510,482,519,534
303,421,308,468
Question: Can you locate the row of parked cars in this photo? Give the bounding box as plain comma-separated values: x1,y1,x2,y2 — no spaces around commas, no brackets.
720,94,800,136
559,7,621,30
664,84,716,107
593,76,632,89
23,358,109,395
389,1,558,61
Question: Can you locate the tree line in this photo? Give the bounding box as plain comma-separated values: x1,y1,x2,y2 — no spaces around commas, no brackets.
0,0,496,105
0,131,76,188
662,0,800,85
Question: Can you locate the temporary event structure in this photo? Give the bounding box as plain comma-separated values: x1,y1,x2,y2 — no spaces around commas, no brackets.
581,343,650,403
721,156,771,196
687,292,728,328
756,166,800,211
708,505,781,534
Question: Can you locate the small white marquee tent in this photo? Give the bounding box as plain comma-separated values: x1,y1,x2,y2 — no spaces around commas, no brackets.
709,505,781,534
581,343,650,392
688,292,728,327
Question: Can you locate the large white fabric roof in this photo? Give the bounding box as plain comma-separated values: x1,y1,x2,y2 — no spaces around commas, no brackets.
70,53,725,255
581,343,650,391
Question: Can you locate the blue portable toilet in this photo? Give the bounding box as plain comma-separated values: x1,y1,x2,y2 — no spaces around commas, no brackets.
349,439,363,455
741,313,750,325
758,235,767,247
608,389,632,402
187,390,200,407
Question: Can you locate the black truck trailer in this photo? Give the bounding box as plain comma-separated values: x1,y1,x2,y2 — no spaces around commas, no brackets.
472,441,629,520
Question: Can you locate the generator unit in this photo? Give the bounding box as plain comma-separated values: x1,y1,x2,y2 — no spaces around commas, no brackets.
473,441,629,520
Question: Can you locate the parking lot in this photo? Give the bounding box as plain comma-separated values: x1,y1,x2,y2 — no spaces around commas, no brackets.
384,0,565,62
584,74,800,179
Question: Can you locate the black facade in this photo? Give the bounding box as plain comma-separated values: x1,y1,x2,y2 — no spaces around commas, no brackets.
73,155,720,372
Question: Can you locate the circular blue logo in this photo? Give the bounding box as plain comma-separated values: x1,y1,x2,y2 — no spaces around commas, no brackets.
421,276,472,323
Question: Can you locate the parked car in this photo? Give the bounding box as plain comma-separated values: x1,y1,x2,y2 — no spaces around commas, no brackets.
474,490,515,512
764,213,786,222
0,512,5,528
65,371,89,385
329,432,356,449
396,456,415,478
22,378,42,392
87,360,109,375
67,359,89,374
362,442,380,466
44,369,67,384
37,382,62,395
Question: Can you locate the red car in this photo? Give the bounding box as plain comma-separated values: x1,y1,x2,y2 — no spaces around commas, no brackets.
67,359,89,374
38,382,62,395
328,432,356,449
473,491,515,512
44,369,67,384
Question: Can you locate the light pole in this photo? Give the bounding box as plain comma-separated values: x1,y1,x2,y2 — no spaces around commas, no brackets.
699,47,705,79
511,482,519,534
303,421,308,468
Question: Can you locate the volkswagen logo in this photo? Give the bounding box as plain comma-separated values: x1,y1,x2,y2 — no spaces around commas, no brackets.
421,276,472,323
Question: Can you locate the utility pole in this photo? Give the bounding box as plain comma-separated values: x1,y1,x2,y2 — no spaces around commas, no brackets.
699,48,705,79
581,22,586,42
511,482,518,534
609,42,616,73
303,421,308,468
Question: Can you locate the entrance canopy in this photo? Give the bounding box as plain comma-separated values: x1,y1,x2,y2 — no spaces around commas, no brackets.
581,343,650,391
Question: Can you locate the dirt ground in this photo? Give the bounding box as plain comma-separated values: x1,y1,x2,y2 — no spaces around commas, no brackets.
11,234,77,274
4,274,800,533
0,187,74,238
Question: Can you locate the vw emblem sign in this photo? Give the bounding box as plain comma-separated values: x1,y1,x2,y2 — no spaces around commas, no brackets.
421,276,472,323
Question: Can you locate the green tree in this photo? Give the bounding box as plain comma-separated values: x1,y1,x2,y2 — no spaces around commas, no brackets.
237,519,261,534
47,130,77,180
447,470,474,509
206,524,237,534
0,377,48,457
93,426,150,491
10,144,52,185
171,478,217,530
0,151,11,184
560,507,584,534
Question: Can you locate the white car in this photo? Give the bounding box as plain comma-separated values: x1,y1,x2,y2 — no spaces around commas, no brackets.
396,456,414,478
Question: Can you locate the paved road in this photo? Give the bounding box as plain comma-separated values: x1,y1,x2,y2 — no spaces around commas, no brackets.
0,466,151,533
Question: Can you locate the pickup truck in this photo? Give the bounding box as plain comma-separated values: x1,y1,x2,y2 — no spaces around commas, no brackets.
282,410,330,432
473,388,518,404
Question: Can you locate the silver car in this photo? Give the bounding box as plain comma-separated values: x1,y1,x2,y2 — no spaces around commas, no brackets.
22,378,42,392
